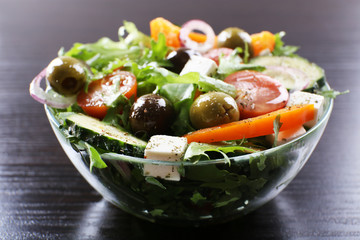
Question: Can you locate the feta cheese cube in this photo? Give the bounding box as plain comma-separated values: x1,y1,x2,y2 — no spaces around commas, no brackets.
267,125,306,146
286,91,325,128
180,55,217,76
144,135,188,181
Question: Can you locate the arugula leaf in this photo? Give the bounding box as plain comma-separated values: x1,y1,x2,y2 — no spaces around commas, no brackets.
145,176,167,190
184,142,259,164
249,154,267,172
101,93,133,131
190,192,207,204
272,115,283,147
214,196,239,208
149,209,164,217
84,142,107,172
314,89,349,99
145,34,170,66
272,31,299,56
256,154,267,171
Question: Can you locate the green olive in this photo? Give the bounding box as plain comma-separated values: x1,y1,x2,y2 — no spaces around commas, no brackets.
217,27,253,57
190,92,240,129
46,56,87,96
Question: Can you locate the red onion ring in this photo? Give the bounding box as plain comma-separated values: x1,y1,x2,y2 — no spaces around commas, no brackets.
29,68,76,109
180,19,216,53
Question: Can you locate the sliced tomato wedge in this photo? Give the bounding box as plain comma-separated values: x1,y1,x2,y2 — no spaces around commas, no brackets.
203,47,233,65
77,69,137,119
224,70,289,119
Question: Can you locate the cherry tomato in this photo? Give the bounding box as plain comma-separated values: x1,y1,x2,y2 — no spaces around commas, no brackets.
203,47,233,65
224,70,289,119
77,70,137,119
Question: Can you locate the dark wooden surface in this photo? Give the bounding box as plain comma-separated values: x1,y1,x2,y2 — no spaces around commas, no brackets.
1,0,359,239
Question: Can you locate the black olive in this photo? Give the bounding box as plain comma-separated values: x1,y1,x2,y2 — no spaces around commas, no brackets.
129,94,175,137
166,48,200,74
46,56,87,96
190,92,240,129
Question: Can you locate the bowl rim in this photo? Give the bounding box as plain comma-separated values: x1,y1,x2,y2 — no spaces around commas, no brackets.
45,83,334,167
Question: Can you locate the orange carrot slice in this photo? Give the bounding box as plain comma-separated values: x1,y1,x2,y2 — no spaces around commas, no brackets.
188,32,207,43
184,104,315,143
150,17,181,48
188,33,218,47
251,31,276,57
150,17,217,48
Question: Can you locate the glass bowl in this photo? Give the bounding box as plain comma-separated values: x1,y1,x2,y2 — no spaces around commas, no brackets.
45,85,333,227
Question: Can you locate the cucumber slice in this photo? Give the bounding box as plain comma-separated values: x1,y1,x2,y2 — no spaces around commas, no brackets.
64,113,147,157
261,66,309,90
250,56,325,89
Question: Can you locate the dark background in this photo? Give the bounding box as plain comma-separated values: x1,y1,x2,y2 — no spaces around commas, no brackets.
1,0,359,239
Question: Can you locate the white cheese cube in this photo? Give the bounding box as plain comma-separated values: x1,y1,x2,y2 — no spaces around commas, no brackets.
286,91,325,128
180,55,217,76
267,125,306,146
144,135,188,181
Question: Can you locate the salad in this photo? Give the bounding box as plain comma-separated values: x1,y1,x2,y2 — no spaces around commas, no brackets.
30,17,343,223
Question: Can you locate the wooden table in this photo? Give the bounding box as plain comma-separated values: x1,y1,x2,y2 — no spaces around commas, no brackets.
1,0,359,239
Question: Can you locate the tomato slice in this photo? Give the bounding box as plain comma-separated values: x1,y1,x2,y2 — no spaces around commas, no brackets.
203,47,233,65
224,70,289,119
77,70,137,119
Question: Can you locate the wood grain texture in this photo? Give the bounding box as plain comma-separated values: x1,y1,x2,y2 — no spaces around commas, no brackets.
0,0,359,239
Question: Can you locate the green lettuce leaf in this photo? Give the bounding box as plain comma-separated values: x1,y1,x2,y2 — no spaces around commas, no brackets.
167,72,237,97
217,49,265,76
65,37,141,71
198,75,237,97
160,83,196,136
144,34,170,67
118,20,151,48
272,31,299,56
